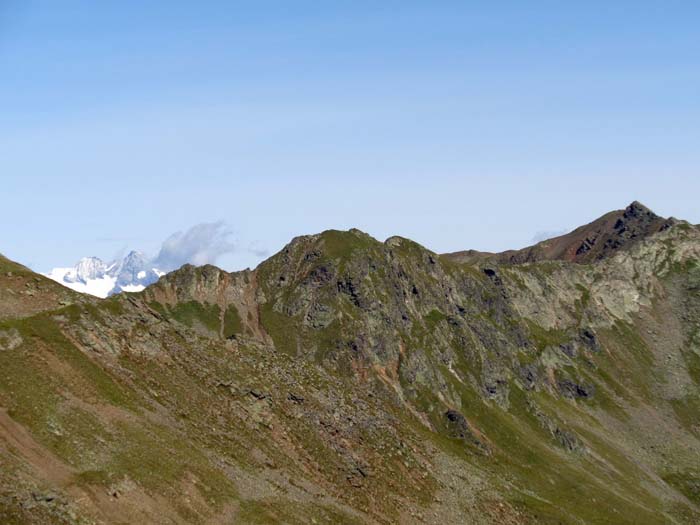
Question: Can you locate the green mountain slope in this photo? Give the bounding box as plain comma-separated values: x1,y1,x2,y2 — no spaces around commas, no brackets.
1,204,700,524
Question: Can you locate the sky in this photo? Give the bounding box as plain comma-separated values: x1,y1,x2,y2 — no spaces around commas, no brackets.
1,1,699,272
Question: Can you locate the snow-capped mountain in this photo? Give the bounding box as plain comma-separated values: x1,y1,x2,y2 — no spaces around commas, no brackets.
44,251,165,298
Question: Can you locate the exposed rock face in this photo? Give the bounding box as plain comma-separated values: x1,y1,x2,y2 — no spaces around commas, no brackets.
1,205,700,524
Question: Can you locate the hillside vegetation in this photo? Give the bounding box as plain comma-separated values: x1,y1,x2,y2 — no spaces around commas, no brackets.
1,203,700,524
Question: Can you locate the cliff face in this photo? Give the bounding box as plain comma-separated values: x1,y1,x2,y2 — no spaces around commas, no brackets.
2,206,700,524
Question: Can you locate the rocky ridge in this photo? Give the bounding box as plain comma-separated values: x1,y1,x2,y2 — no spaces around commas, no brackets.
444,201,678,265
1,203,700,524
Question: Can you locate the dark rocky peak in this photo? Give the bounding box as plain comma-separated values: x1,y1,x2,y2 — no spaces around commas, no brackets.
579,201,676,262
444,201,679,265
616,201,672,233
623,200,653,218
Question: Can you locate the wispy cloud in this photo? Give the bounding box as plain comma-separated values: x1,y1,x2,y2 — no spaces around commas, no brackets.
247,241,270,258
531,229,568,244
154,222,236,271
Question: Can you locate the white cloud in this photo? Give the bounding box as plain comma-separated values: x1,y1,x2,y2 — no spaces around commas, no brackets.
154,222,236,271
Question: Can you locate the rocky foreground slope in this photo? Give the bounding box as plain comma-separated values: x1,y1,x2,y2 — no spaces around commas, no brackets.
1,203,700,524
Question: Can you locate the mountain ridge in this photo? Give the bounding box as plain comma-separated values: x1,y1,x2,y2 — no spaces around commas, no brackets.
443,201,679,265
44,251,164,298
2,204,700,524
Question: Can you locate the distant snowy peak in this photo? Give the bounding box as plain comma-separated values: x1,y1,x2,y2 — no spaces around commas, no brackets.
44,252,164,298
45,264,117,298
64,256,108,283
113,251,163,295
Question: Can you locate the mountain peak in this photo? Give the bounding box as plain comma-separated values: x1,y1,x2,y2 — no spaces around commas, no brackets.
44,251,164,297
444,201,679,265
623,200,658,220
66,256,108,283
124,249,145,260
625,200,651,214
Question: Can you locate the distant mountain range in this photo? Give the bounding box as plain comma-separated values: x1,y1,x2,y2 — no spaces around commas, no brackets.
44,251,164,297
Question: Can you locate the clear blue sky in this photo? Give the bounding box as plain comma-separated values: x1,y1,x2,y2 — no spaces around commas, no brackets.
2,1,699,271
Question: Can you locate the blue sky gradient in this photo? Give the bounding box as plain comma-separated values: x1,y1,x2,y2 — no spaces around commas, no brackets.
2,1,699,271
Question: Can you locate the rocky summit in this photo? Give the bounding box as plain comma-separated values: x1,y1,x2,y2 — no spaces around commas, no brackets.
1,202,700,524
